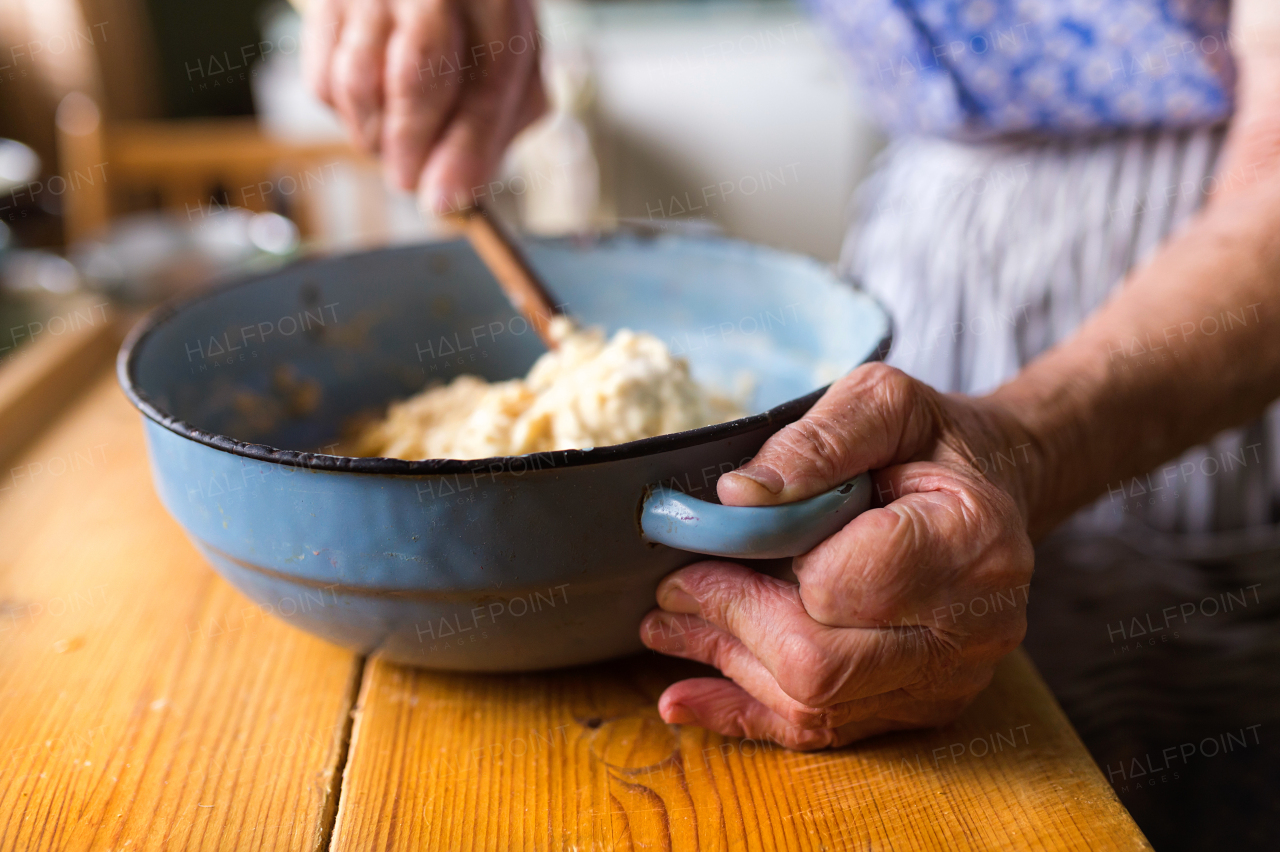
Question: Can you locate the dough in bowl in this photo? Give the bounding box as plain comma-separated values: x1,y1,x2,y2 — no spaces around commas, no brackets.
353,317,743,460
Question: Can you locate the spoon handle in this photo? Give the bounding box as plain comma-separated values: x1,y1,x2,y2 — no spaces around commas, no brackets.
447,203,563,349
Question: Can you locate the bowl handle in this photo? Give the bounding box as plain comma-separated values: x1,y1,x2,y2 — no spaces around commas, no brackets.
639,473,873,559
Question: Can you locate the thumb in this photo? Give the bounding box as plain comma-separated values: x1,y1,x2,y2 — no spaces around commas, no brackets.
718,363,940,506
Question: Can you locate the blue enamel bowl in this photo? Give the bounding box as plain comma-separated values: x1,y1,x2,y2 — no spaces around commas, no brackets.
119,233,890,671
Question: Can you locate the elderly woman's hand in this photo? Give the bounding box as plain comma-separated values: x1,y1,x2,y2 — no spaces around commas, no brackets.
640,363,1037,749
303,0,547,211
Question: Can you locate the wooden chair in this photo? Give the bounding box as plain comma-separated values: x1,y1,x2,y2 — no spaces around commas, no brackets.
54,91,389,246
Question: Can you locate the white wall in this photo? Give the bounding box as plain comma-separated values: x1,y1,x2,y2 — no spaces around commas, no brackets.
546,0,883,262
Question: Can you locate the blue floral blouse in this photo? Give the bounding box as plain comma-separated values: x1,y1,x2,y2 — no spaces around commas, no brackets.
808,0,1235,137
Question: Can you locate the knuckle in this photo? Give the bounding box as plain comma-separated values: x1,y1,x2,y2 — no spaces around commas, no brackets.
798,582,842,625
688,564,759,626
333,42,381,90
386,57,426,98
836,522,916,622
332,61,372,107
696,575,735,619
745,569,792,605
395,0,446,27
347,73,380,107
797,560,875,626
850,361,911,396
390,19,449,73
846,362,924,425
918,626,965,673
855,360,898,384
874,361,912,387
778,416,848,480
775,635,844,706
692,627,738,671
874,367,920,415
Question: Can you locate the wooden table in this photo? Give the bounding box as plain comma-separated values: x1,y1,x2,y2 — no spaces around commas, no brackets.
0,318,1152,851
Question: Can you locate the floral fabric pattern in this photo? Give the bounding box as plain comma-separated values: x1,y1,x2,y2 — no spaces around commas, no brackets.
808,0,1235,137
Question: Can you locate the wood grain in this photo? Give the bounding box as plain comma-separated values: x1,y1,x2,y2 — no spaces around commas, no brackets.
0,368,362,851
332,650,1151,851
58,112,367,243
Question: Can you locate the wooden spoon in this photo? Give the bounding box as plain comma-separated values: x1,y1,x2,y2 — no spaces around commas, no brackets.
446,203,564,349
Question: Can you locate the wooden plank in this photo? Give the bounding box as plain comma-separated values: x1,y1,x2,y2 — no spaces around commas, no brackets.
333,649,1150,851
0,317,1156,850
0,369,363,851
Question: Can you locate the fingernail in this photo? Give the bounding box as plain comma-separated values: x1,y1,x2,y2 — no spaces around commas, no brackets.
641,613,685,652
662,702,695,725
728,464,784,495
657,582,698,614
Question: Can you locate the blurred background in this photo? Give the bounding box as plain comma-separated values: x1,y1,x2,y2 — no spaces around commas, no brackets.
0,0,883,365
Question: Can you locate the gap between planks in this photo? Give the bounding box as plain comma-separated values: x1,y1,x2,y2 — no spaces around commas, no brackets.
325,654,380,851
318,655,367,852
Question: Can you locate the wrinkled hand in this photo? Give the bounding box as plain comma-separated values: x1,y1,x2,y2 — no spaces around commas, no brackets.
640,363,1037,749
303,0,547,211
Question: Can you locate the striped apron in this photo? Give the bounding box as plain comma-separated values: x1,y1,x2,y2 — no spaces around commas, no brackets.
843,128,1280,850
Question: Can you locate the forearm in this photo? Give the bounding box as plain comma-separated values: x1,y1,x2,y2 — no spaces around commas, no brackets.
989,176,1280,538
982,0,1280,539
